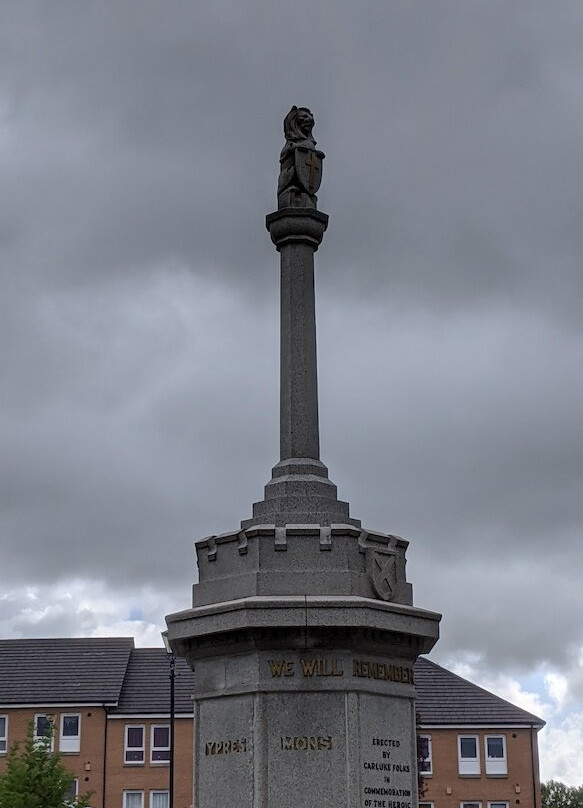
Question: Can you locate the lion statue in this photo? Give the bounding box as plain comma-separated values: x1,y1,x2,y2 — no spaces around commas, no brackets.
277,106,324,209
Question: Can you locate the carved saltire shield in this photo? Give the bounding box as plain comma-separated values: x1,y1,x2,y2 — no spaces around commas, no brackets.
366,545,397,602
295,147,324,195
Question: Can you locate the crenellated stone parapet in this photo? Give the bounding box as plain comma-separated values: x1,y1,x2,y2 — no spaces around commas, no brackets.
192,523,413,607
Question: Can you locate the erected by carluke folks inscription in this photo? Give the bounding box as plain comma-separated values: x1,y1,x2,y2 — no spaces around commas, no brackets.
362,737,412,808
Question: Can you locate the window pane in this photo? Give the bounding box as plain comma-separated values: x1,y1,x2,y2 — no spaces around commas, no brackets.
62,716,79,737
153,726,169,747
36,716,52,737
152,725,170,761
418,735,431,773
0,717,5,736
127,727,143,747
151,793,169,808
460,737,477,758
64,780,78,798
487,737,504,758
125,726,144,762
124,793,143,808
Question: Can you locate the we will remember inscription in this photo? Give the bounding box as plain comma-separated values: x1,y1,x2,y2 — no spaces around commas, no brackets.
267,656,414,684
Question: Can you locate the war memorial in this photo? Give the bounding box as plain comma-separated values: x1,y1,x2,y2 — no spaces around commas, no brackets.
165,107,441,808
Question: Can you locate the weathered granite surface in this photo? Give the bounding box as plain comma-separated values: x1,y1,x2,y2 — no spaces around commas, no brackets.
243,207,359,529
191,524,411,607
277,106,324,210
167,597,439,808
165,107,441,808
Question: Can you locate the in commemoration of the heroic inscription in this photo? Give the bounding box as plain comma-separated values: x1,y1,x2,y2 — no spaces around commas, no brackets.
359,692,415,808
362,736,412,808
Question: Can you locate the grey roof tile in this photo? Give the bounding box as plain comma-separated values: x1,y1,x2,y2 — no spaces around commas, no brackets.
0,639,544,727
113,648,194,715
415,657,545,727
0,638,134,705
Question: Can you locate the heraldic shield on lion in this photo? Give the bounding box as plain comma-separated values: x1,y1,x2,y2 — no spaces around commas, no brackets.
278,106,325,209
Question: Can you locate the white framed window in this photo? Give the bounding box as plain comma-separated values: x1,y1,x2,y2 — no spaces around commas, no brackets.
150,791,169,808
60,713,81,753
458,734,480,775
419,804,434,808
64,779,79,804
461,803,482,808
485,735,507,775
150,724,170,764
0,715,7,753
123,792,144,808
124,725,145,764
417,733,432,775
488,803,509,808
34,714,54,750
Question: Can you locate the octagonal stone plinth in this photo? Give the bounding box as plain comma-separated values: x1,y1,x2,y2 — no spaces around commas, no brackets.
166,595,440,808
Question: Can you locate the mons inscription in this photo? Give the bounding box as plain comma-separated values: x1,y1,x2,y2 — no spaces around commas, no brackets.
280,735,333,751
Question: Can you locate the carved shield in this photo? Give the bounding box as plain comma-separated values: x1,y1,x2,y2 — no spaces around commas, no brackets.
367,546,397,602
295,147,324,195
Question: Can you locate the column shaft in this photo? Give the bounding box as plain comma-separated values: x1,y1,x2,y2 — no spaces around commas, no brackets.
280,241,320,461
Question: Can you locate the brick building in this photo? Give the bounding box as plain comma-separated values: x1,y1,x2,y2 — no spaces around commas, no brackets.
0,638,193,808
416,658,544,808
0,638,544,808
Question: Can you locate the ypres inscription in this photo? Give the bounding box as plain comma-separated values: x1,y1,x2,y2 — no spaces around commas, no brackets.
205,738,247,756
267,656,413,684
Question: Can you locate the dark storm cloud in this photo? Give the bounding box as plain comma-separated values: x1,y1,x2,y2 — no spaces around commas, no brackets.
0,0,582,700
2,2,583,314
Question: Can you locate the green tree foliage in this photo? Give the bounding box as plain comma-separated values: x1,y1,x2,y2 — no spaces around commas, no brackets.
542,780,583,808
0,722,92,808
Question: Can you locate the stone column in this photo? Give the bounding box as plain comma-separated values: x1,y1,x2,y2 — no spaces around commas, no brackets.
242,207,357,528
266,208,328,462
166,106,441,808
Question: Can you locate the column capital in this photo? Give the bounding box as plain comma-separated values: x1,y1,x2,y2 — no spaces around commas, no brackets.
266,208,328,251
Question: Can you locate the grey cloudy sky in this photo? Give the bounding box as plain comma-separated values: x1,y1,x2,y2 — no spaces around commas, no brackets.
1,0,582,783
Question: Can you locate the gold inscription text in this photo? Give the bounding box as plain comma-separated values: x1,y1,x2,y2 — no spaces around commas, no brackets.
268,659,295,677
280,735,333,751
205,738,247,756
299,658,343,677
353,659,413,684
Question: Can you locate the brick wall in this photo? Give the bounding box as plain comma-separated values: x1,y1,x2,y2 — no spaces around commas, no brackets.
0,707,194,808
420,727,542,808
104,716,193,808
0,706,108,805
